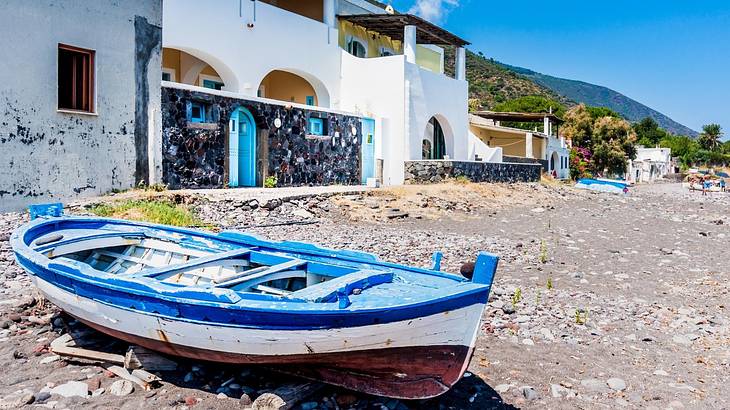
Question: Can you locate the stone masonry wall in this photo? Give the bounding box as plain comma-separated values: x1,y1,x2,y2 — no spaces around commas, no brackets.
404,160,541,184
503,155,549,172
161,87,362,189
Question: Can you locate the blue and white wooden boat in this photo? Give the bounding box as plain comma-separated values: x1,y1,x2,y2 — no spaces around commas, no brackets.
575,178,629,194
11,204,498,399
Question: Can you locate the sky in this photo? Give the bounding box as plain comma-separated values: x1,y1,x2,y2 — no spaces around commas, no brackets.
391,0,730,136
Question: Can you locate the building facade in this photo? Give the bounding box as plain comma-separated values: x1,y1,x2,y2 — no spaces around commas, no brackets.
161,0,475,187
469,112,570,179
0,0,162,211
627,147,673,183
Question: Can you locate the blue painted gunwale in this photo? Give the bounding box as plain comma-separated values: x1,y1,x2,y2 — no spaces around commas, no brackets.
12,216,495,331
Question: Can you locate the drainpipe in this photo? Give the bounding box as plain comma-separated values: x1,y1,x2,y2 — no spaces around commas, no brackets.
525,132,533,158
404,25,417,64
323,0,336,44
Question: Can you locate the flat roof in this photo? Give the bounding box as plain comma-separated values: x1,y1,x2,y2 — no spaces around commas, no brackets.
474,110,564,124
337,13,470,47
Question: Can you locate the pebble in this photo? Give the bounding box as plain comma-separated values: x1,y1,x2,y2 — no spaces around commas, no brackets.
40,354,61,364
109,380,134,396
607,378,627,391
494,384,511,394
580,378,610,394
50,381,89,398
521,386,539,401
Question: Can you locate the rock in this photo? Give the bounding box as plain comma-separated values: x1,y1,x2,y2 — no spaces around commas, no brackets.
50,381,89,398
15,296,36,309
109,380,134,396
672,334,693,346
522,386,539,401
580,378,610,394
291,208,314,219
494,384,511,394
653,369,669,376
252,392,286,410
184,396,199,406
8,313,21,322
607,378,627,391
217,392,228,399
40,354,61,364
239,393,253,406
91,388,105,397
550,384,573,398
0,391,35,408
501,304,515,314
86,377,101,391
531,207,546,213
34,391,51,403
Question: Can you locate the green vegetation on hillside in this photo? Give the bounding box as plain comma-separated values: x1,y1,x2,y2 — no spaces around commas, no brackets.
448,48,570,111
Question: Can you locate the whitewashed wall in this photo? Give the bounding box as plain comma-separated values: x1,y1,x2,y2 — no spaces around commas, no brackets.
0,0,162,211
164,0,341,108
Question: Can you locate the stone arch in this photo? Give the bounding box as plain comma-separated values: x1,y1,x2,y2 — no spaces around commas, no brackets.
162,46,241,92
257,68,331,108
423,114,455,160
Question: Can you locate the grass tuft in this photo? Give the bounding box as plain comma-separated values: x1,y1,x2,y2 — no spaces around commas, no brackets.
88,200,203,227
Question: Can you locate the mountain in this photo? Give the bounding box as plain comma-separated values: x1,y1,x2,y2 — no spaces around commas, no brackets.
454,49,698,137
499,63,698,136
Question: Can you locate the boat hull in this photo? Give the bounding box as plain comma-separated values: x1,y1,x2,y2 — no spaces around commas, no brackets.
34,276,483,399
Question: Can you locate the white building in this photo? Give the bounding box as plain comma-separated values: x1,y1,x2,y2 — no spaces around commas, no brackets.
0,0,162,212
469,111,570,179
628,147,673,183
161,0,478,186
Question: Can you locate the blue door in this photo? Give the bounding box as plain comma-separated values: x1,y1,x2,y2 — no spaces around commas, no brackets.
361,118,375,184
229,108,256,187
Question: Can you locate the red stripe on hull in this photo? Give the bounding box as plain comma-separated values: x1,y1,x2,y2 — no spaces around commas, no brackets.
75,317,471,399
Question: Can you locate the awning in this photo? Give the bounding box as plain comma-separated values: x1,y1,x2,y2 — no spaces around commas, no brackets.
474,111,564,125
337,13,470,47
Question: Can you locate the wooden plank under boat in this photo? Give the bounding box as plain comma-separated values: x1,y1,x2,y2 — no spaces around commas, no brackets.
11,204,498,399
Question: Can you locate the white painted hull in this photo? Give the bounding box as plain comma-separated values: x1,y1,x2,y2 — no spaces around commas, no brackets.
36,276,484,357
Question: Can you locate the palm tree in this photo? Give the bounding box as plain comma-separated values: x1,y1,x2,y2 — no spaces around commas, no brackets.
698,123,723,151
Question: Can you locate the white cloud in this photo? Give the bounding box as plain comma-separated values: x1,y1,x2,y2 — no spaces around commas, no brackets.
407,0,459,24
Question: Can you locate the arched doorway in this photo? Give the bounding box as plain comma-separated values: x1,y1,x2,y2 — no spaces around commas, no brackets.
229,107,256,187
550,151,559,173
424,117,447,159
257,70,320,106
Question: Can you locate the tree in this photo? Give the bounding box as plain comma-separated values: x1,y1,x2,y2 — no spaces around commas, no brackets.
591,116,637,175
633,117,667,147
562,104,594,148
660,135,699,168
698,123,723,151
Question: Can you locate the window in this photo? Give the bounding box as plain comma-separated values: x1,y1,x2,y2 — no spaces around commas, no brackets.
308,118,324,135
347,37,367,58
380,47,395,57
202,79,224,90
58,44,95,112
162,68,176,82
305,96,315,106
190,102,205,123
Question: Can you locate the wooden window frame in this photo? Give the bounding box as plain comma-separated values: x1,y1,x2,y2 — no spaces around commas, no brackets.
57,43,95,114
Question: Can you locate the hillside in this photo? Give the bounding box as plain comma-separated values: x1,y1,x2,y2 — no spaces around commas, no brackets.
451,50,572,108
452,48,698,137
500,63,698,136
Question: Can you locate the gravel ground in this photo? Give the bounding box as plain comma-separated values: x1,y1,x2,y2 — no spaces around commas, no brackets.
1,182,728,409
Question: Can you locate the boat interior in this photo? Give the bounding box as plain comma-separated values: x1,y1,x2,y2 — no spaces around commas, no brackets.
25,225,458,303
